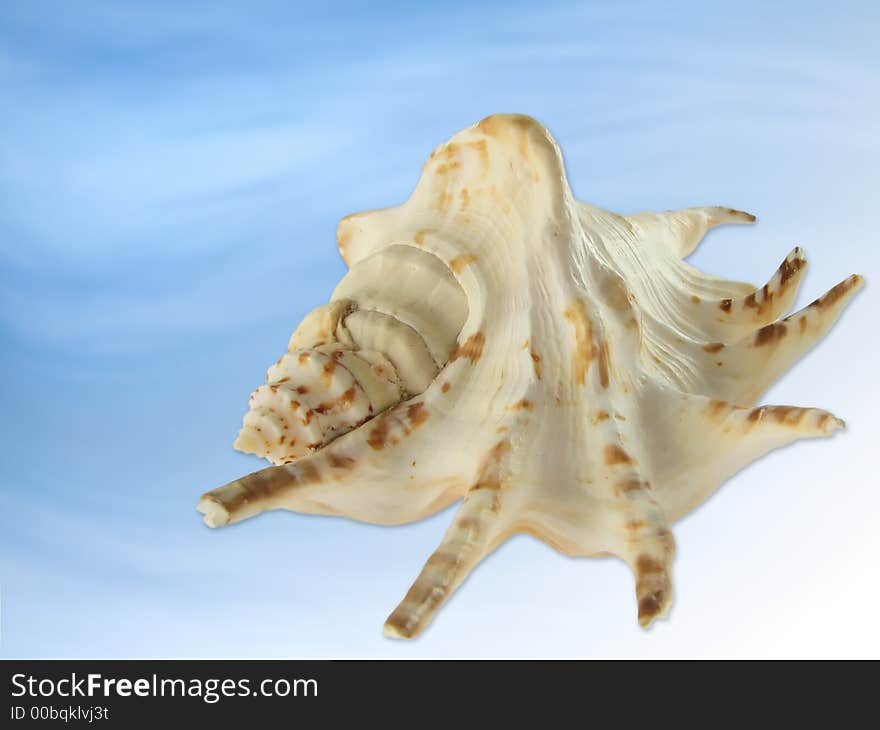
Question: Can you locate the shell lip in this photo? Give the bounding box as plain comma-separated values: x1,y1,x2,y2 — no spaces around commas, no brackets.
197,495,231,528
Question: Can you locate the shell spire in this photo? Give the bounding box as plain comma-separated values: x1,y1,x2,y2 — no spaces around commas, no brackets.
196,114,863,638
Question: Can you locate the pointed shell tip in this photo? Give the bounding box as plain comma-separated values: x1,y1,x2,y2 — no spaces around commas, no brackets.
382,621,409,640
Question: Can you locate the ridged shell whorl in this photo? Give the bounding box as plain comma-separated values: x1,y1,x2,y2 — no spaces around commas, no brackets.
235,245,468,465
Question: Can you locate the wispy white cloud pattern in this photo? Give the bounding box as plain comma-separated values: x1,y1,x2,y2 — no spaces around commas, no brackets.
1,0,878,657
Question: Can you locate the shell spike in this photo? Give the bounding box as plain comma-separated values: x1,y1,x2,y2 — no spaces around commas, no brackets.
733,273,864,403
639,382,847,521
613,468,676,628
629,205,756,258
383,487,501,639
384,439,513,638
197,459,324,528
200,398,468,528
711,246,808,333
633,550,674,628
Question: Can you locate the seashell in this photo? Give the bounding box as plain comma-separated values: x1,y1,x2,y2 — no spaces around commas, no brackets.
197,114,863,639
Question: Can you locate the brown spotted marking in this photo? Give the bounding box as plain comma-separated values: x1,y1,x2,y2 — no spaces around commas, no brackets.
296,385,309,395
720,298,732,313
321,358,337,384
706,399,730,417
635,552,670,626
232,469,277,502
297,460,322,485
455,515,483,534
339,386,357,408
298,351,309,365
433,191,453,212
639,588,666,626
516,129,530,160
636,554,665,576
637,593,663,624
769,406,806,425
753,322,787,347
510,398,533,411
816,412,830,429
597,340,610,388
593,410,609,423
563,298,596,386
406,402,429,429
810,275,861,309
459,188,470,208
449,331,485,365
434,160,461,175
799,316,808,334
655,526,675,554
472,440,512,496
615,478,649,497
690,295,701,304
424,551,462,573
476,116,503,137
367,416,389,450
449,253,477,273
604,444,635,466
510,113,536,133
702,342,725,353
530,350,542,379
328,453,356,470
471,139,490,172
413,229,433,246
441,381,451,393
486,439,512,461
455,137,489,173
778,251,804,286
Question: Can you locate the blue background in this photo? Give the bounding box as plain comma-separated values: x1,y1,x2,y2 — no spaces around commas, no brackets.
1,0,877,657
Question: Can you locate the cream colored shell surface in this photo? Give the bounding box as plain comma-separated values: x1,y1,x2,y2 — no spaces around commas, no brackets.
197,114,863,639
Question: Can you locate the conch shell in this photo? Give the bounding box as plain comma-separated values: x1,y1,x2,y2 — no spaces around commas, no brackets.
197,114,863,639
